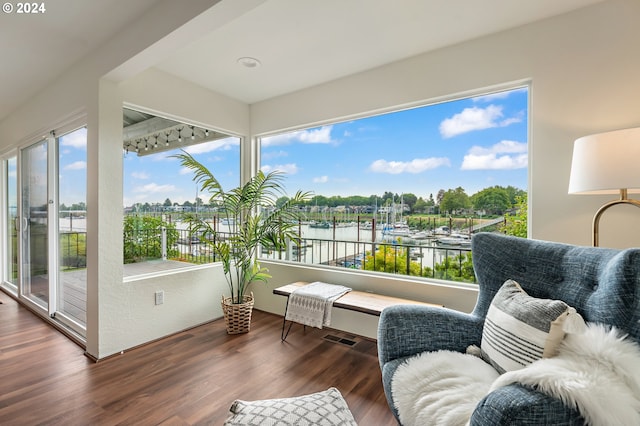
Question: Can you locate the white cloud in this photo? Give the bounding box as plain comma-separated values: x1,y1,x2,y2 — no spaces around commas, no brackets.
131,171,149,179
184,137,238,154
133,183,177,193
261,163,299,175
64,161,86,171
262,126,333,147
369,157,450,174
439,105,522,138
262,150,288,160
461,140,528,170
59,128,87,149
313,175,329,183
440,105,503,138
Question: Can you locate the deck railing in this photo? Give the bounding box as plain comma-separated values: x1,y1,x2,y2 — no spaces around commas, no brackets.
119,226,477,283
262,236,475,283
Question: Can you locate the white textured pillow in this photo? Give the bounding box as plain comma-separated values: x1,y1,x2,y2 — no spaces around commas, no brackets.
481,279,584,373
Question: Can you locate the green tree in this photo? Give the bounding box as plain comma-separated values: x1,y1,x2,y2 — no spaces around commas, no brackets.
70,202,86,211
439,187,470,214
433,252,475,283
310,195,328,206
123,215,179,263
414,197,428,213
501,193,528,237
381,191,395,205
163,198,172,207
504,185,526,206
402,193,417,211
471,186,510,215
363,244,422,276
427,193,435,206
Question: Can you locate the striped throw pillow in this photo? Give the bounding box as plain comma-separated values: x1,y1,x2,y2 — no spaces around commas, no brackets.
480,279,580,373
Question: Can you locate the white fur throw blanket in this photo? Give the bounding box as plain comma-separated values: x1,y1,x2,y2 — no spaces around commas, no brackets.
392,323,640,426
392,351,500,426
491,323,640,426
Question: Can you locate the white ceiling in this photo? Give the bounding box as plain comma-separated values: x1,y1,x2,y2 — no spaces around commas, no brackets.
1,0,605,122
0,0,161,122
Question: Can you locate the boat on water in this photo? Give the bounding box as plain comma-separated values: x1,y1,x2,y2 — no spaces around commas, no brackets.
437,233,471,247
433,226,450,236
382,221,411,237
410,230,432,240
309,220,331,229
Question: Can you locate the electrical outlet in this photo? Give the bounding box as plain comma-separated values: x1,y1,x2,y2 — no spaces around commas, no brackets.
155,290,164,305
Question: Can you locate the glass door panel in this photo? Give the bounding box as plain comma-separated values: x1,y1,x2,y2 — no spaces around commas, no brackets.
21,140,50,310
3,156,18,290
57,127,87,328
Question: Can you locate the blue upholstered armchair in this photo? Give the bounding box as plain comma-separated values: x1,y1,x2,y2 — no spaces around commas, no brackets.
378,232,640,425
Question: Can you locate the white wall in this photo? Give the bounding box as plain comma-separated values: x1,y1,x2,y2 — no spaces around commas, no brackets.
251,0,640,249
91,69,251,358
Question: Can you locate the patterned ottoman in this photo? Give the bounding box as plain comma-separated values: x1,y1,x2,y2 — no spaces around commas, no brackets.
223,387,357,425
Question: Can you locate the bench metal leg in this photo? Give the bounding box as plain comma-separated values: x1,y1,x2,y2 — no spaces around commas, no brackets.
281,296,306,341
281,296,292,341
281,317,294,341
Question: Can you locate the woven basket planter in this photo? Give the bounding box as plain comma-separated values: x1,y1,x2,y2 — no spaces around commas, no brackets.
221,292,254,334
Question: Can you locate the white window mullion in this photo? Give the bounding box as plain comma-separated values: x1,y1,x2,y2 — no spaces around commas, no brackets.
47,132,58,317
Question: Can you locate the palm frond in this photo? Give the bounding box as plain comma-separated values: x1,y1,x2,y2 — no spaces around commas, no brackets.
171,151,225,200
175,152,311,304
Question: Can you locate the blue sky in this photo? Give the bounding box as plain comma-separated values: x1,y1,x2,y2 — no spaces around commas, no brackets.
116,86,527,207
261,86,528,201
58,127,88,207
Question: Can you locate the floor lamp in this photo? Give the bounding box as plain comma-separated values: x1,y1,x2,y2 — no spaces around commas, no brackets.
568,127,640,247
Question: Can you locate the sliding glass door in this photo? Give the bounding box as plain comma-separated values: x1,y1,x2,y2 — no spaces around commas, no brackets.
12,124,87,336
20,139,51,311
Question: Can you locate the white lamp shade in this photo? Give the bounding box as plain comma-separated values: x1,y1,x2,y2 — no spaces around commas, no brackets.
568,127,640,195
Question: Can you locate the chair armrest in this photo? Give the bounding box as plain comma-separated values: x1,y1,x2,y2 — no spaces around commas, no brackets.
377,304,484,368
470,384,584,425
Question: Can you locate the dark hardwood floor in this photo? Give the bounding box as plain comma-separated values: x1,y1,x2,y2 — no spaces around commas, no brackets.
0,295,397,425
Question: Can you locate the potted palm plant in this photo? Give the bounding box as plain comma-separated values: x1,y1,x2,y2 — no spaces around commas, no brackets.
174,151,311,334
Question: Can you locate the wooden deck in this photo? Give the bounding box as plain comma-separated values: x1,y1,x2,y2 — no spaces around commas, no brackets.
52,260,200,326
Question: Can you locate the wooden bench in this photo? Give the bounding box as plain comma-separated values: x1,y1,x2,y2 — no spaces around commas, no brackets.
274,281,443,340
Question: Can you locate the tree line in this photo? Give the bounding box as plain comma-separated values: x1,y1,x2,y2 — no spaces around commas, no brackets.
278,185,525,216
123,185,525,217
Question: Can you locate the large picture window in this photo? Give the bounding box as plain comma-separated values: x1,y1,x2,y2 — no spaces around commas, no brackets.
259,86,529,283
121,108,240,267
